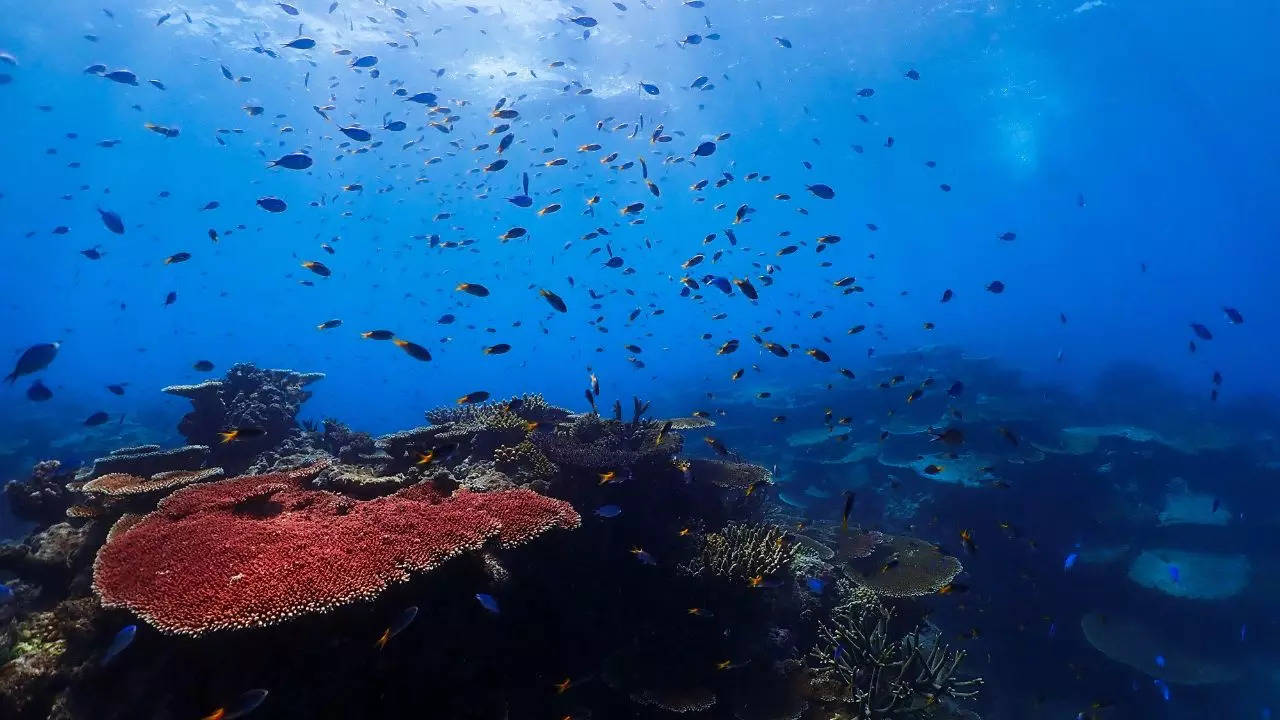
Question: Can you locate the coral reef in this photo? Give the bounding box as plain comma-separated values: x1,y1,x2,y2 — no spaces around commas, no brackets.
809,590,982,716
92,462,580,635
74,444,209,482
697,524,798,581
162,364,324,472
688,458,771,492
320,419,377,463
528,413,681,473
840,534,962,598
80,467,224,498
4,460,74,523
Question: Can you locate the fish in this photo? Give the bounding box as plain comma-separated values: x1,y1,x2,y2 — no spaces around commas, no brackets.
107,383,127,395
219,427,266,443
959,529,977,554
26,380,52,402
193,360,215,372
475,593,501,613
393,339,432,361
301,261,330,277
84,411,111,426
595,505,622,518
316,319,342,331
1064,553,1079,570
375,606,419,650
101,624,137,666
5,342,59,383
200,689,269,720
1190,323,1213,340
805,184,835,199
1222,306,1244,324
98,208,125,234
630,547,657,565
986,280,1005,294
483,343,512,355
704,436,729,456
456,283,490,297
458,391,491,405
841,491,855,532
1168,565,1180,584
268,153,313,170
362,330,395,340
256,197,287,213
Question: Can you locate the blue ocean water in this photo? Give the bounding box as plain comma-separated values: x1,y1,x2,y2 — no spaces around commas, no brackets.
1,1,1278,718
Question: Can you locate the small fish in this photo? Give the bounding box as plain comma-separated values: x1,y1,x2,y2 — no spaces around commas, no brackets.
805,184,835,199
301,261,330,277
393,339,432,361
595,505,622,518
1190,323,1213,340
374,606,418,650
101,624,137,666
256,197,287,213
106,383,127,395
1168,565,1180,584
316,319,342,331
200,689,268,720
475,593,501,613
959,529,977,554
362,330,395,340
841,491,855,532
193,360,215,372
85,411,111,426
458,391,491,405
98,208,125,234
219,427,266,443
1064,553,1078,571
1223,306,1244,324
27,380,52,402
630,547,657,565
456,283,490,297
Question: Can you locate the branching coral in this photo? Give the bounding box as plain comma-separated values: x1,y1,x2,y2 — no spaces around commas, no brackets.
493,441,558,481
809,596,982,717
699,524,797,581
528,413,682,473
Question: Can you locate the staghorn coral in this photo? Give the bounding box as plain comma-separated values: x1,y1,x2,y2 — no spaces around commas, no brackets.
92,463,580,636
840,534,961,598
809,597,981,717
75,445,210,482
698,524,797,581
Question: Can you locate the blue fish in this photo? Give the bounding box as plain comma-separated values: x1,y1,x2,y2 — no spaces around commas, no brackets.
1168,565,1180,584
475,593,500,614
805,577,825,594
1155,655,1166,668
595,504,622,518
1063,552,1078,570
101,624,137,666
1153,678,1170,702
833,644,845,663
0,583,13,602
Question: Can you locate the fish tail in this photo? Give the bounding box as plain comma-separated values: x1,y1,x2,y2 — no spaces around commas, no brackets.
218,431,237,443
3,372,15,385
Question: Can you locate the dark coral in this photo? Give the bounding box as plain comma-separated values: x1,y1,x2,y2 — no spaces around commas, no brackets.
4,461,75,523
162,363,324,473
320,419,377,463
527,413,683,474
74,445,209,483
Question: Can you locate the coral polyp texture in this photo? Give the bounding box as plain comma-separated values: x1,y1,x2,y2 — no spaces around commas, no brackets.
91,461,580,636
699,523,797,581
